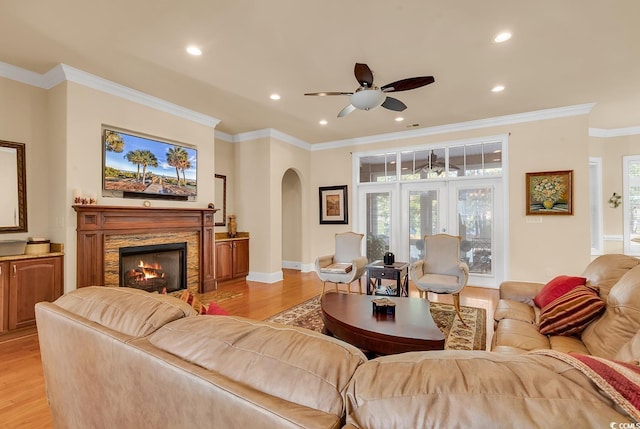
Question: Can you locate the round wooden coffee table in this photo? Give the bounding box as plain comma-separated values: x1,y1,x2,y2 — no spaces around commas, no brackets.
320,292,445,356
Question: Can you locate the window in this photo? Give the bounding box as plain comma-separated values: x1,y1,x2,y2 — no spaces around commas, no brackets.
589,158,603,255
354,136,508,288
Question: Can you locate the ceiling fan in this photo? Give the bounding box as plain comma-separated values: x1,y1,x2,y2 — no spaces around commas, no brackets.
304,63,435,118
414,150,460,175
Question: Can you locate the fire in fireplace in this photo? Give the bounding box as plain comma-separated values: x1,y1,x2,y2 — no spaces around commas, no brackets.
119,243,187,293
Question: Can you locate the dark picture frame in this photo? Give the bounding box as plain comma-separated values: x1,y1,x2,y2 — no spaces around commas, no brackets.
526,170,573,215
214,174,226,226
319,185,348,224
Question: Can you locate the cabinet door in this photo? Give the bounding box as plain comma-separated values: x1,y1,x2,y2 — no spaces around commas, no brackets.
215,242,233,282
9,257,63,330
0,262,8,332
232,239,250,278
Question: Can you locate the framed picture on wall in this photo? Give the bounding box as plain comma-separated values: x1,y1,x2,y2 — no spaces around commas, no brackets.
319,185,348,224
526,170,573,215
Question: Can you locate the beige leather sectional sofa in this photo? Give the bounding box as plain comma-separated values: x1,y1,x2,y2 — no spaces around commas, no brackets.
493,254,640,357
37,282,637,428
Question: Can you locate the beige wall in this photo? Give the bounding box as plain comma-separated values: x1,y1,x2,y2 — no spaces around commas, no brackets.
590,134,640,253
5,68,636,290
61,82,216,291
282,169,302,264
214,138,235,232
306,115,591,284
0,77,51,243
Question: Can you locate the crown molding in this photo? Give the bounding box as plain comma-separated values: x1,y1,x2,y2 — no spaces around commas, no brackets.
0,61,220,128
231,128,312,150
311,103,597,151
589,126,640,138
5,60,638,146
0,61,46,87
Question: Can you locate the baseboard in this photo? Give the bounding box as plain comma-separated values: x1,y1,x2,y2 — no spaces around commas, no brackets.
282,260,301,270
246,270,283,284
300,262,315,273
282,261,316,273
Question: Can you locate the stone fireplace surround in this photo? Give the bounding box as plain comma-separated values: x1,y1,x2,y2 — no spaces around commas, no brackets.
74,205,216,294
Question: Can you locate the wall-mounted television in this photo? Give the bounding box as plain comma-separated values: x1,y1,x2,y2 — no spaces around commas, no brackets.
102,126,197,201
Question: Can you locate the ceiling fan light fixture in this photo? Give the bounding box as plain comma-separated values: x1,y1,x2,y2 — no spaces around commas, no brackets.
494,32,512,43
350,89,386,110
186,46,202,56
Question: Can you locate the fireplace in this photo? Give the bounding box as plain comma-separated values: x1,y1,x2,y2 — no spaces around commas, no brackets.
119,242,187,293
74,206,216,294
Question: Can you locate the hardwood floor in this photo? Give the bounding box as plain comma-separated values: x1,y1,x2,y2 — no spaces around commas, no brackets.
0,269,498,428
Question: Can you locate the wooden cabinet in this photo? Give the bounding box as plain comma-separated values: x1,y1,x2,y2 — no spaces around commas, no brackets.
0,254,64,332
215,238,249,283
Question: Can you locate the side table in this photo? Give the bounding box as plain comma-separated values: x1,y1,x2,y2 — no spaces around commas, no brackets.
366,260,409,297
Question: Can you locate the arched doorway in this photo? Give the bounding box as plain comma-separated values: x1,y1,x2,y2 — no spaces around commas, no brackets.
281,169,302,269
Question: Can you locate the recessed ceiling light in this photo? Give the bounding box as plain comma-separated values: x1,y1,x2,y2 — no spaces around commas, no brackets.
186,46,202,56
491,85,505,92
270,93,281,100
395,117,404,122
494,32,512,43
319,119,328,125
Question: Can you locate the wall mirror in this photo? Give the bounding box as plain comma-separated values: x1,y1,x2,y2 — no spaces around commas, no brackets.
214,174,226,226
0,140,27,233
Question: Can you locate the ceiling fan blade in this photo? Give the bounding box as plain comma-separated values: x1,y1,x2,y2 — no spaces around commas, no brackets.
381,96,407,112
304,91,352,96
381,76,435,92
354,63,374,88
337,104,356,118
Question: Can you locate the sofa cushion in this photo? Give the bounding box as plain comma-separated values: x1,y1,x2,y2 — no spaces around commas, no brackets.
148,315,367,417
581,254,640,301
494,299,537,324
538,285,605,336
582,264,640,359
533,275,587,308
52,286,197,337
549,336,591,355
492,319,550,351
615,330,640,364
344,351,630,428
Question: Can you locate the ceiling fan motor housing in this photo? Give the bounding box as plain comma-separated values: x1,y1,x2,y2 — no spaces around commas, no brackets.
351,88,386,110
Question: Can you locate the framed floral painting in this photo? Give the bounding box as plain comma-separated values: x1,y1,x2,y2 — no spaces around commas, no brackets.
526,170,573,215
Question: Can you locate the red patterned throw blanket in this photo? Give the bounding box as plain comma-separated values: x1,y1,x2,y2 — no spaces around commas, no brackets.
532,350,640,421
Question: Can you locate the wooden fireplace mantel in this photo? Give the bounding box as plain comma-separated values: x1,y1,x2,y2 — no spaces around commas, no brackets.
73,205,217,292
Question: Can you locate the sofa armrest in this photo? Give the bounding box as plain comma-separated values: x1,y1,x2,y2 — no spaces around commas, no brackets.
409,260,424,282
499,281,545,306
315,255,335,272
351,256,368,278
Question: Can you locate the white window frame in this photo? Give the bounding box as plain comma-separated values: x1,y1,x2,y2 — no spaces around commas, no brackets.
352,134,509,288
589,157,604,255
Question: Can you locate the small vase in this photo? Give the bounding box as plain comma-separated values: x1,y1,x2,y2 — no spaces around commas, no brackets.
228,215,237,238
542,199,555,210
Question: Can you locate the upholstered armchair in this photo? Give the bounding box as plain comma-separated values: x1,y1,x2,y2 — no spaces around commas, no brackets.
315,232,368,296
409,234,469,324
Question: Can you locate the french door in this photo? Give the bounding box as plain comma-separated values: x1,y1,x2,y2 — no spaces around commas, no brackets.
359,179,503,287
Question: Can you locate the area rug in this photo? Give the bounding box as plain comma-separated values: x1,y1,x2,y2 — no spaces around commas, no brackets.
170,289,243,304
265,295,486,351
198,289,243,303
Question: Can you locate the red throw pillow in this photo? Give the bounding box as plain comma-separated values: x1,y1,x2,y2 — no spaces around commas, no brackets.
538,285,606,336
533,275,587,308
206,301,229,316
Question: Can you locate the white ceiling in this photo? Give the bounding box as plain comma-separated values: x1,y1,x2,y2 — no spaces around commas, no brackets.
1,0,638,144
